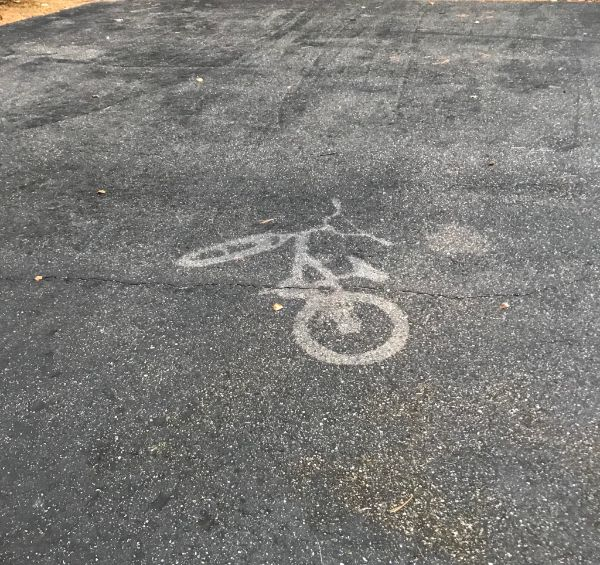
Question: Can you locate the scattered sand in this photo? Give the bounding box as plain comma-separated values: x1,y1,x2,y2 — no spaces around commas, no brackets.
0,0,98,26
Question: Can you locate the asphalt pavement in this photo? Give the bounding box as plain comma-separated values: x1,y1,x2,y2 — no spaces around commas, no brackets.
1,0,599,563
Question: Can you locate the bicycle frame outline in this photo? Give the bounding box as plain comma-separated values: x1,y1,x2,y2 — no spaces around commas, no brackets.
178,198,393,293
177,199,409,365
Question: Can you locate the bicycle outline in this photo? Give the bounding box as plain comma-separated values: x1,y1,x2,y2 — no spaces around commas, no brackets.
177,199,409,365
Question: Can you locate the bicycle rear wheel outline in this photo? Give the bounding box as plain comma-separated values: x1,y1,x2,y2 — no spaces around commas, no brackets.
292,291,409,365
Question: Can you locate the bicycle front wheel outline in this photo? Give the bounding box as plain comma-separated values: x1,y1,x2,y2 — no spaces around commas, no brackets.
292,291,409,366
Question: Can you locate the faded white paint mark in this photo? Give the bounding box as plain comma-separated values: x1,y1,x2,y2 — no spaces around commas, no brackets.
426,223,489,256
178,233,293,269
178,199,409,366
293,291,409,366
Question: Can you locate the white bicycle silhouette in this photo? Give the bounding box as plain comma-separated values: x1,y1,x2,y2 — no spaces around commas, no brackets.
177,199,408,365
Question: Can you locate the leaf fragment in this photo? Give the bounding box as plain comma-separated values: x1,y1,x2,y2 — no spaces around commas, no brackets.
272,303,284,312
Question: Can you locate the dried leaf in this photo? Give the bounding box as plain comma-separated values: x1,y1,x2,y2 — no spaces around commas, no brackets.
96,189,107,196
34,275,43,282
272,303,284,312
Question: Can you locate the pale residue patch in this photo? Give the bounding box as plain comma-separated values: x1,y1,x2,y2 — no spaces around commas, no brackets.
426,223,489,256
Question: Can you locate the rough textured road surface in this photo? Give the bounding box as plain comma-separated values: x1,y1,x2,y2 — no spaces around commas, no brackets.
1,0,599,563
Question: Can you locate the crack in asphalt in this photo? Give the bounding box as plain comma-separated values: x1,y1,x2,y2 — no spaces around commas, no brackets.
0,273,593,301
